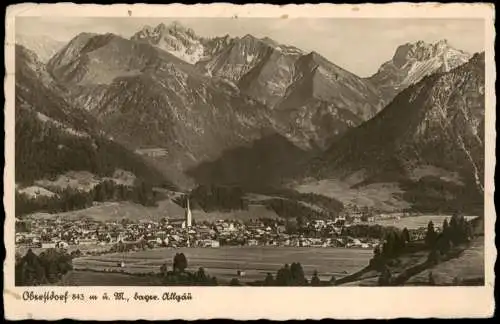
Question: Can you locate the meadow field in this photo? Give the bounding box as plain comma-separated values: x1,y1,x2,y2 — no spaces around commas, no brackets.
60,270,163,286
372,215,477,229
26,198,280,222
405,236,485,285
71,246,374,285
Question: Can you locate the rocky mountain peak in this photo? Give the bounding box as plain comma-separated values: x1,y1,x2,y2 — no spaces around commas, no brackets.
392,39,464,68
260,36,279,47
369,39,471,104
131,22,205,64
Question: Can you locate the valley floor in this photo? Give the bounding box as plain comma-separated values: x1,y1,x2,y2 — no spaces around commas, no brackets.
67,246,373,285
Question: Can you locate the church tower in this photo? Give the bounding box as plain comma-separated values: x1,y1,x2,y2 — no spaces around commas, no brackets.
185,197,192,228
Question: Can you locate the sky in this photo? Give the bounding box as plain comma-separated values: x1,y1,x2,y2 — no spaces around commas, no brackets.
16,17,485,77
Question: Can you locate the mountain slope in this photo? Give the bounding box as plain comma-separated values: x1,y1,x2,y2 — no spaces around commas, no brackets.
272,51,383,149
197,34,383,149
197,34,305,107
130,22,386,150
15,44,173,188
303,52,485,214
46,33,289,187
368,39,471,103
15,34,66,62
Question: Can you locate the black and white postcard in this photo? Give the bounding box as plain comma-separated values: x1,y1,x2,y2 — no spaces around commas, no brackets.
3,3,496,320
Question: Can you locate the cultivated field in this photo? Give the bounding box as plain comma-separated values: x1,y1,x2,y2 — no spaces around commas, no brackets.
373,215,477,229
71,246,373,285
60,270,162,286
295,178,411,212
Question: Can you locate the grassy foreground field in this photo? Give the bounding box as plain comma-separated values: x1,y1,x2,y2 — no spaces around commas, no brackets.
70,246,373,285
61,270,163,286
405,236,485,285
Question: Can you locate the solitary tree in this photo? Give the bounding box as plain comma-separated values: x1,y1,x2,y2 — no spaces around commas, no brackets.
427,248,440,265
290,262,307,286
442,218,449,234
310,270,321,286
229,278,241,286
378,266,392,286
264,273,275,286
436,234,451,255
402,227,410,244
160,263,168,275
425,221,437,248
275,264,292,286
173,253,188,272
195,267,207,283
428,271,436,286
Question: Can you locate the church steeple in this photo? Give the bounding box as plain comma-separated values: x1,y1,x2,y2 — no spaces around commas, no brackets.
185,197,192,228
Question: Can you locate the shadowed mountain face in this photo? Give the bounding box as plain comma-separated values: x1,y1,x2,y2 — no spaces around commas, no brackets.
304,53,485,214
15,44,175,188
186,133,314,190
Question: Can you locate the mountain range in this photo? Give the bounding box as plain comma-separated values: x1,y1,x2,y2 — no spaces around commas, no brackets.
304,52,485,214
14,21,485,214
15,34,66,63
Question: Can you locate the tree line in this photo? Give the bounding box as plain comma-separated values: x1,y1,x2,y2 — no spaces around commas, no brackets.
264,198,328,222
258,187,344,217
260,262,323,286
172,185,344,221
342,224,400,239
158,253,218,286
156,253,334,287
173,184,248,212
16,179,160,217
401,176,483,215
15,106,174,189
426,214,475,265
15,249,73,286
370,213,477,286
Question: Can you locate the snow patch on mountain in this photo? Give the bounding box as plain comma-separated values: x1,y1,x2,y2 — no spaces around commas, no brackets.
36,112,90,138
